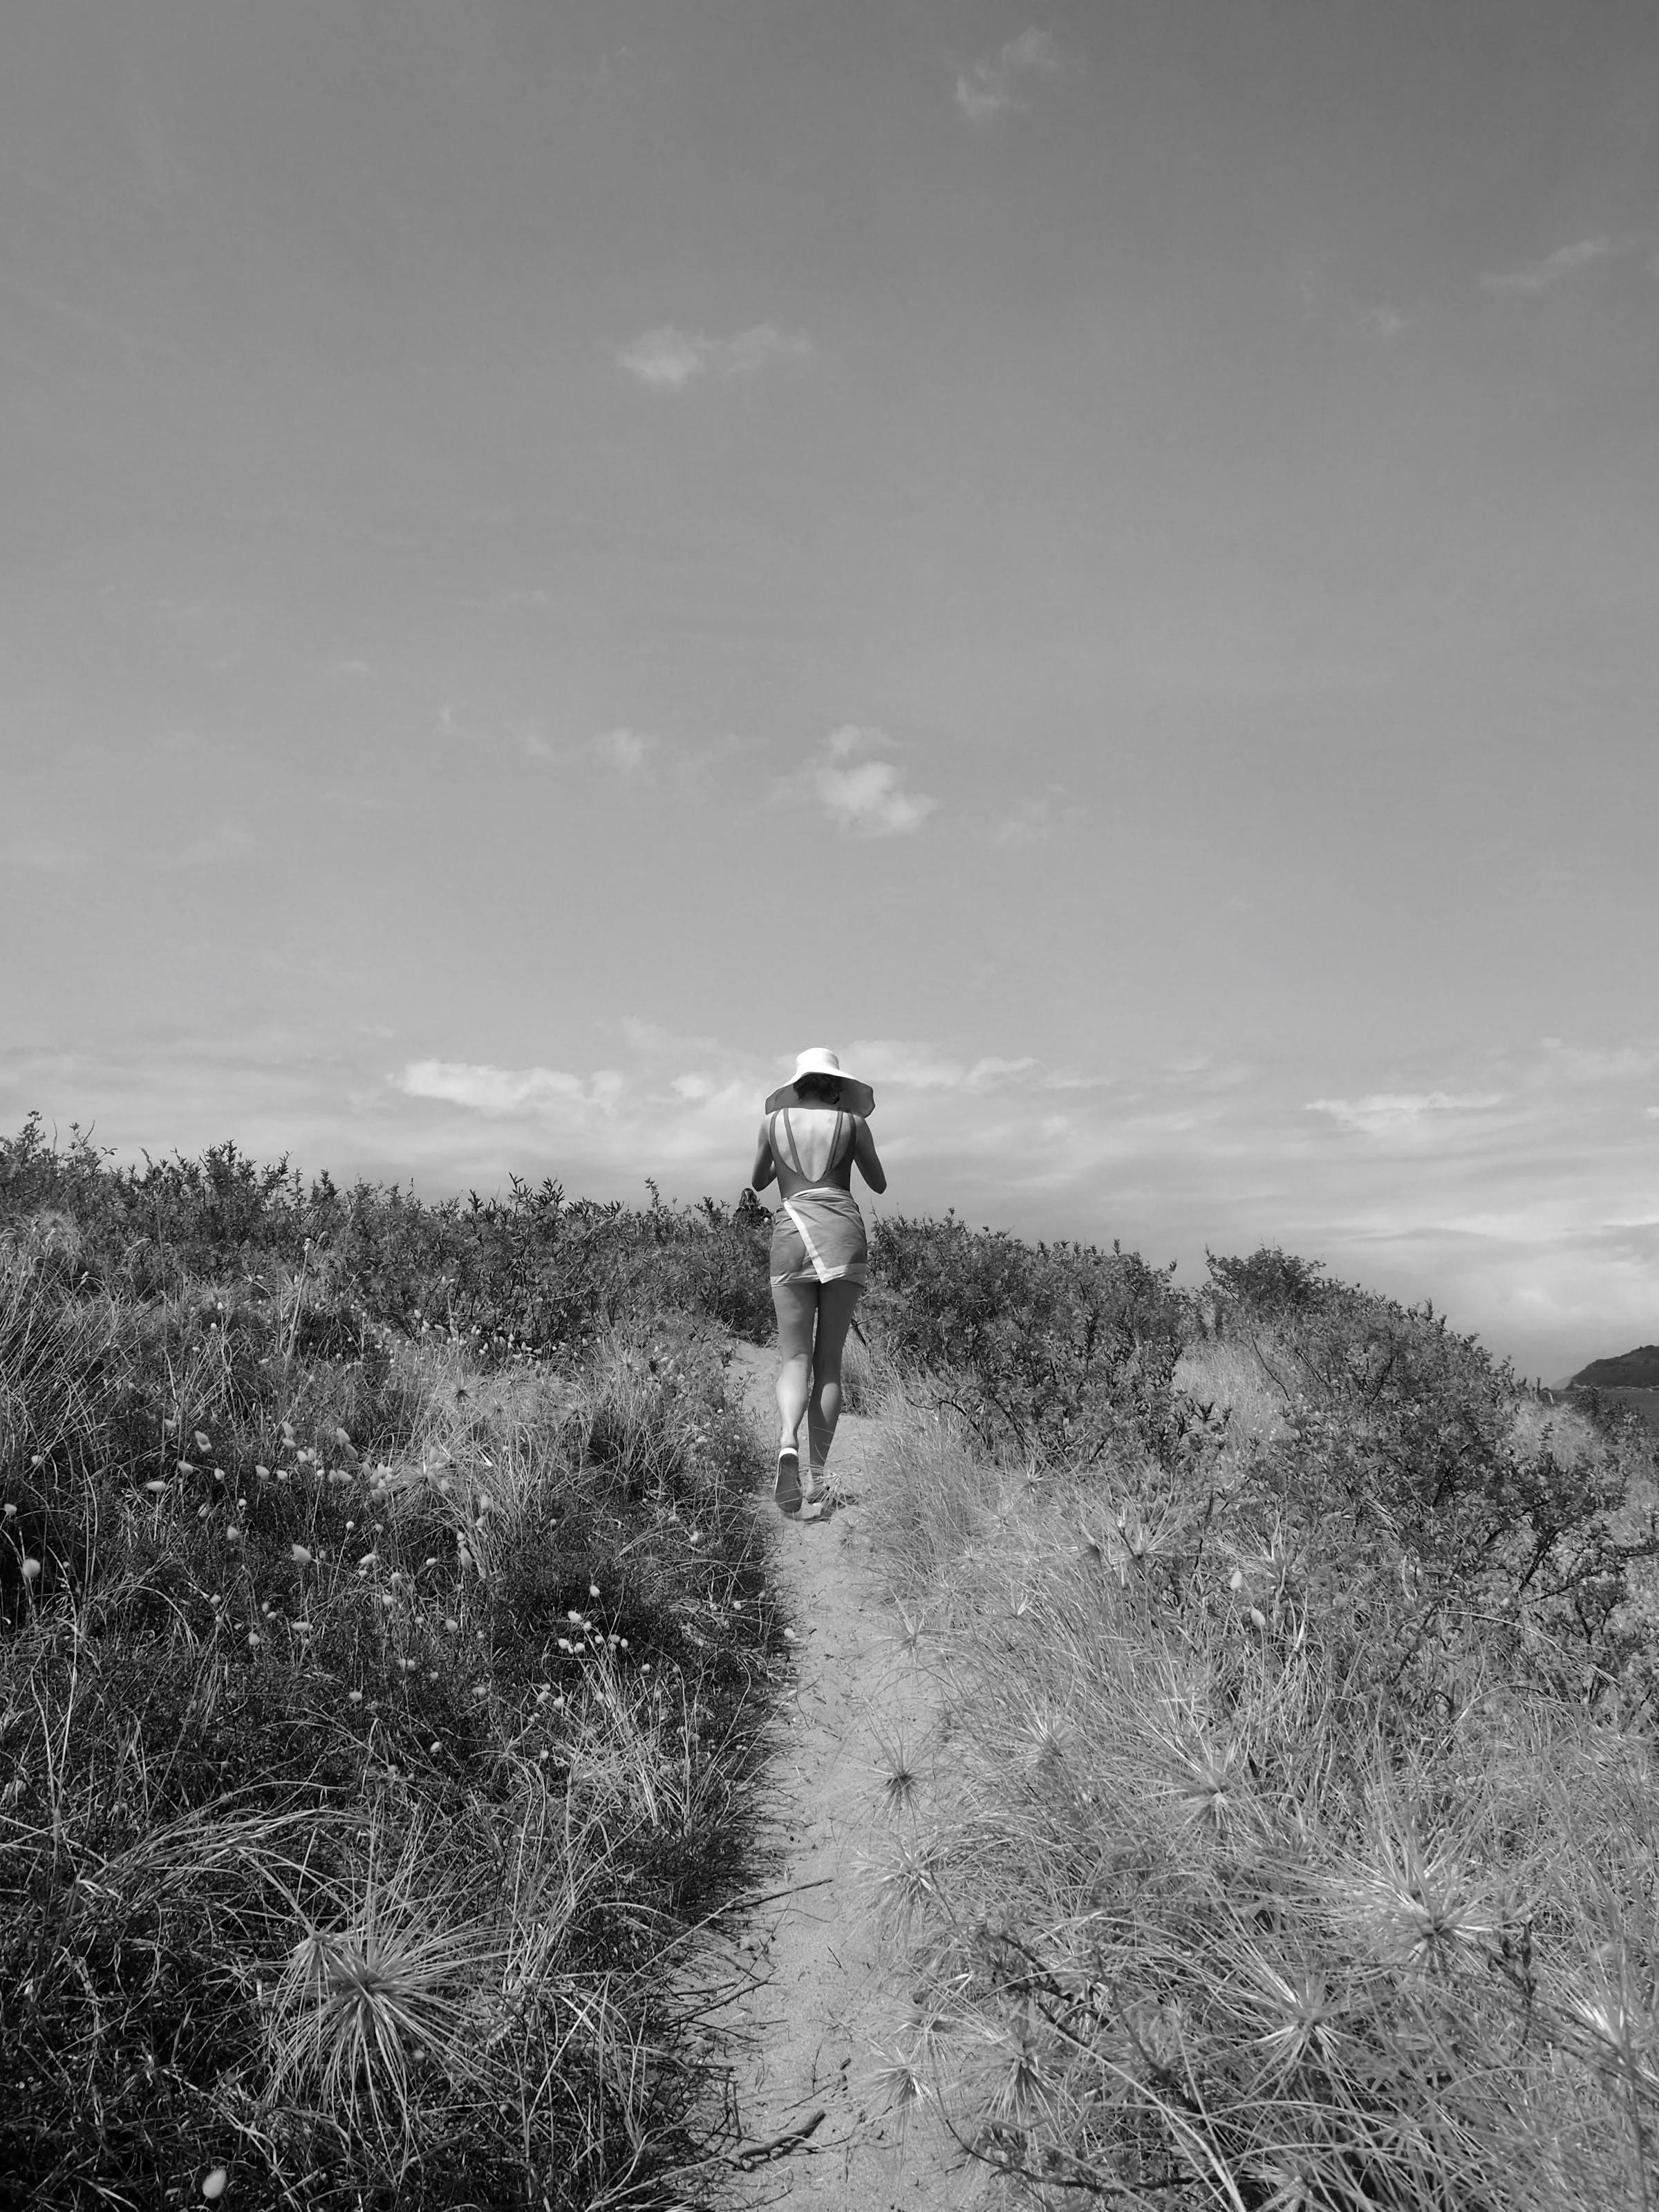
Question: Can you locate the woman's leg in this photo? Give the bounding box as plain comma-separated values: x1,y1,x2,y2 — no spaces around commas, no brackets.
806,1280,862,1481
771,1281,818,1503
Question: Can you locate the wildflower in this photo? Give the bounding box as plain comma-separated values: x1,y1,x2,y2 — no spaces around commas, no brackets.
21,1559,41,1584
30,1452,45,1468
145,1480,169,1496
291,1544,313,1566
176,1460,196,1476
444,1617,459,1631
254,1464,270,1479
589,1582,601,1599
194,1430,212,1454
2,1504,15,1519
202,2170,228,2202
225,1528,241,1546
247,1632,261,1648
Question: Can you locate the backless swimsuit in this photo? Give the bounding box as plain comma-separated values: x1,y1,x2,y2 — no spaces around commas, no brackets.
767,1107,869,1288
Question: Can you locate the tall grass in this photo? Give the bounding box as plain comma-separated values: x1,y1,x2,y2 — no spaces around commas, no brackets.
859,1257,1659,2209
0,1121,790,2209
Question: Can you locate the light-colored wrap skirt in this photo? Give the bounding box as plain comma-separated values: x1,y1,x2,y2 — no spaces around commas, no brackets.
769,1186,869,1288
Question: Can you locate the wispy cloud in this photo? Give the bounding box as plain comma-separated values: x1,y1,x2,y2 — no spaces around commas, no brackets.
523,727,660,777
1479,234,1630,294
956,28,1060,121
592,727,656,778
6,837,81,874
399,1061,624,1117
991,790,1066,845
1356,304,1409,339
1306,1091,1506,1136
805,725,938,837
179,820,258,867
617,323,813,391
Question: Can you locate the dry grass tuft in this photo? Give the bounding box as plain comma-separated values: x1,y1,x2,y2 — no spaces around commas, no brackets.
859,1358,1659,2210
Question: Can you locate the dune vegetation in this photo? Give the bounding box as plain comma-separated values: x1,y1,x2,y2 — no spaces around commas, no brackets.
856,1220,1659,2209
0,1118,785,2210
5,1118,1658,2209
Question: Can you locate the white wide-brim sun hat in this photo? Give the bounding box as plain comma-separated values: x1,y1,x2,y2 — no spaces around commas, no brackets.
764,1047,875,1119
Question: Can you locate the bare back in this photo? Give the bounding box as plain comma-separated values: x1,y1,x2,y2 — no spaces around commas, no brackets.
767,1106,856,1197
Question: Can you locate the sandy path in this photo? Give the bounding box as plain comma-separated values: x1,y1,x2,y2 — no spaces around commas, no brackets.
717,1344,980,2212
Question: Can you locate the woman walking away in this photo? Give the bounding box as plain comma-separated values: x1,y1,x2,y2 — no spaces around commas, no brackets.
751,1047,886,1515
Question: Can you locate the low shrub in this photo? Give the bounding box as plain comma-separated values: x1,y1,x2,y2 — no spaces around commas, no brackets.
866,1212,1190,1462
0,1212,786,2208
863,1376,1659,2211
0,1114,775,1359
857,1237,1659,2210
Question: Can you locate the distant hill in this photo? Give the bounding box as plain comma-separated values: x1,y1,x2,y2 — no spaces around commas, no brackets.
1571,1344,1659,1389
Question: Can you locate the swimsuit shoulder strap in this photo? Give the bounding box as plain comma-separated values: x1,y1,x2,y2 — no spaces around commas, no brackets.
771,1107,803,1177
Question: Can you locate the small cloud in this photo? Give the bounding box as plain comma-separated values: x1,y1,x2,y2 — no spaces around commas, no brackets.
617,323,813,391
1480,234,1621,294
523,728,662,776
180,821,256,867
1357,304,1408,339
846,1042,1034,1091
592,727,657,778
991,791,1065,845
8,838,78,874
807,726,937,837
399,1061,624,1116
1306,1091,1503,1136
956,27,1060,121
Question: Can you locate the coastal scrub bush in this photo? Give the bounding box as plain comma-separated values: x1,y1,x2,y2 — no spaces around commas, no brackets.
0,1113,774,1358
863,1371,1659,2210
0,1126,789,2209
866,1212,1189,1461
859,1237,1659,2209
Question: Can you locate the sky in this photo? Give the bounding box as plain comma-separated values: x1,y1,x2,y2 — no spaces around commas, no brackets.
2,0,1656,1382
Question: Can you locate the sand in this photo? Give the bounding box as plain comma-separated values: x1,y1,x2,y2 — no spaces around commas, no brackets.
713,1342,984,2212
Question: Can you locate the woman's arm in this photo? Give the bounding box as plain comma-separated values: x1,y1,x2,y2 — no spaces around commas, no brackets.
751,1119,777,1191
853,1116,886,1194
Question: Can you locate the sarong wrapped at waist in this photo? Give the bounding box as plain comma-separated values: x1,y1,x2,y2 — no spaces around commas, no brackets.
769,1185,868,1286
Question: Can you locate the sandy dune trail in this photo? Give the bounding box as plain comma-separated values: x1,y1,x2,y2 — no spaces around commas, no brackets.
715,1342,981,2212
